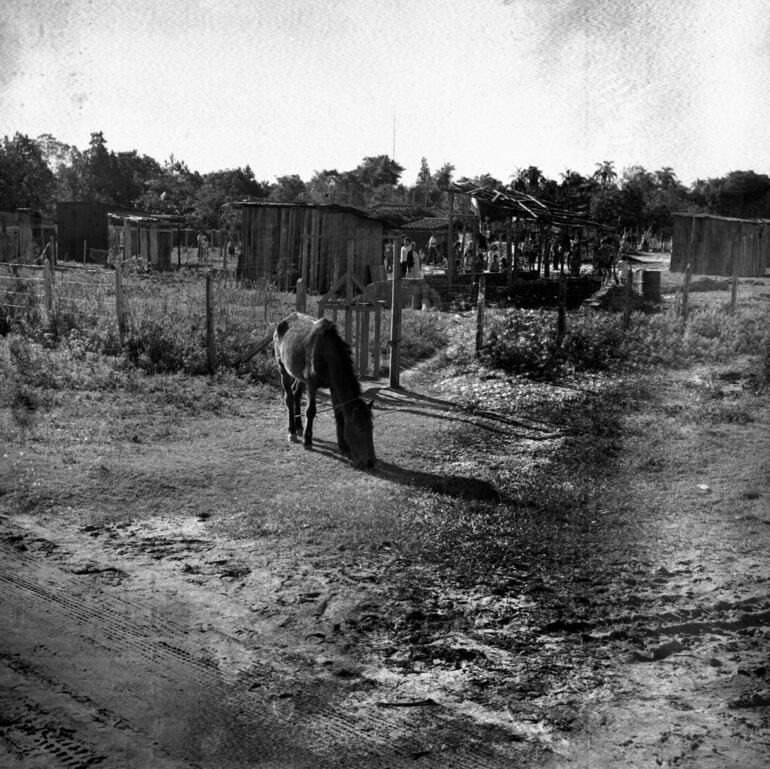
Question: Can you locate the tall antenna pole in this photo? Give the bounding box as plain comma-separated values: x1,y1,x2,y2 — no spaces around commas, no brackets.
392,110,396,160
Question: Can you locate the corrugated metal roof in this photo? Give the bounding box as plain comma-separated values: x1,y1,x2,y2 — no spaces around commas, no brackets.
673,212,770,224
400,216,449,231
229,200,385,223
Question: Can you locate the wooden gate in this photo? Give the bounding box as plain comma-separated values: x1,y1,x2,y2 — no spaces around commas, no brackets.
317,240,385,379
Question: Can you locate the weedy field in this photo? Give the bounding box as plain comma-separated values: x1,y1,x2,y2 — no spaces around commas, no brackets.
0,269,769,768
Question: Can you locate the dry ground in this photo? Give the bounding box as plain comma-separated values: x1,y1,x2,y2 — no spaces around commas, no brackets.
0,281,768,768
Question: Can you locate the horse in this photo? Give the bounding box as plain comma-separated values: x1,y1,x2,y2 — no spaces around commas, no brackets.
273,312,376,469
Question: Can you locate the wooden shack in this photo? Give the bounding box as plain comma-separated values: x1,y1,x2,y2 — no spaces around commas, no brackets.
110,213,180,271
235,202,386,293
671,213,770,277
0,209,55,262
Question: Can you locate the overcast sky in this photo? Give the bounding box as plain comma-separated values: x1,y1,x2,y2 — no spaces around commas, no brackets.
1,0,768,187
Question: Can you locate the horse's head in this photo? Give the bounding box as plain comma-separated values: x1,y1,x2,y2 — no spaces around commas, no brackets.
345,399,376,469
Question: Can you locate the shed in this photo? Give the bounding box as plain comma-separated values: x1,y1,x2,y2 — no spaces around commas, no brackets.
109,213,182,271
234,202,386,293
57,201,158,264
671,213,770,277
0,209,56,262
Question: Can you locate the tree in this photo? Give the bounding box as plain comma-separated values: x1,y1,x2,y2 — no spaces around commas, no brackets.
511,166,544,195
415,157,432,187
354,155,404,189
36,133,79,172
593,160,618,189
193,166,271,229
654,166,678,190
306,169,342,204
269,174,307,204
135,155,203,223
556,168,591,212
712,171,770,218
0,133,56,213
79,131,119,203
432,162,455,191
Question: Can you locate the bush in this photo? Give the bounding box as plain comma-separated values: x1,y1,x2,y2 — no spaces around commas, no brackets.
397,309,451,369
480,302,770,381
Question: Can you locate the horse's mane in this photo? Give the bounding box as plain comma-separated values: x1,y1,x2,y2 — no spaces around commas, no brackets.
317,319,361,397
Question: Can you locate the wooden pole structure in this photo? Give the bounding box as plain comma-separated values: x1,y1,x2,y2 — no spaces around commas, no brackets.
43,259,54,320
115,261,126,343
687,216,697,273
730,234,742,312
623,263,633,331
83,239,87,265
389,231,403,389
360,308,370,377
295,278,306,313
557,270,567,339
475,273,486,356
372,305,381,379
446,189,455,285
206,270,216,373
681,262,692,323
345,238,354,345
505,215,513,287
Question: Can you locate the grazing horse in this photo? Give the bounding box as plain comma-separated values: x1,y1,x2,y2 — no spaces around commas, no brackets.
273,312,376,469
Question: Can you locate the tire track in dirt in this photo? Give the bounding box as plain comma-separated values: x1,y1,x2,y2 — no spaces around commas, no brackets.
0,540,533,767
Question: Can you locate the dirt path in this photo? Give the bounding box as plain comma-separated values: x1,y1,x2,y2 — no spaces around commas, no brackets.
1,337,769,766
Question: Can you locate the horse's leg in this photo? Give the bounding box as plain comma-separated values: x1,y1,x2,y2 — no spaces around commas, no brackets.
279,364,300,443
303,385,317,450
333,399,350,454
292,379,304,438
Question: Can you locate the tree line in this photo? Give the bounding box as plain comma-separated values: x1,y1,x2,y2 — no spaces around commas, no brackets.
1,130,769,235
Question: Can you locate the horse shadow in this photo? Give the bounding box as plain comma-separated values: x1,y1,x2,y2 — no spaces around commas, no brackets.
308,438,500,502
373,459,500,502
361,386,561,441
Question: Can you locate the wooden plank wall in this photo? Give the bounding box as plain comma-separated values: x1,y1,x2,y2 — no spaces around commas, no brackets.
242,206,384,292
671,215,769,276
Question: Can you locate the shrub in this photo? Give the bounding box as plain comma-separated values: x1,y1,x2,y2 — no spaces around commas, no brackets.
397,309,451,369
480,303,770,381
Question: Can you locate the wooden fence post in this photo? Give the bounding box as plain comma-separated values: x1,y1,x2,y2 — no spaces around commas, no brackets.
681,262,692,323
557,271,567,339
730,236,742,312
446,189,455,285
475,273,486,356
43,259,54,320
623,264,633,331
206,270,216,373
389,235,403,389
115,261,127,342
83,240,88,265
295,277,306,313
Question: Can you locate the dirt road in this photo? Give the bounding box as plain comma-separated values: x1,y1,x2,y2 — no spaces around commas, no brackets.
1,329,769,766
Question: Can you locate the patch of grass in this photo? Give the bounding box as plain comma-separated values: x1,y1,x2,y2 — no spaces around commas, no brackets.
475,303,770,382
397,309,452,369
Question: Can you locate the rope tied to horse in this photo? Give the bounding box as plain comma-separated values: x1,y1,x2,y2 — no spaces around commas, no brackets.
293,394,369,417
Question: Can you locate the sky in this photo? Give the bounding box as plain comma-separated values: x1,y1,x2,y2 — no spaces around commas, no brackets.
1,0,768,188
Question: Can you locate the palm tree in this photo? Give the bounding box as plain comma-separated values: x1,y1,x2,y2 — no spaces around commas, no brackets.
654,166,678,189
511,166,543,193
593,160,617,188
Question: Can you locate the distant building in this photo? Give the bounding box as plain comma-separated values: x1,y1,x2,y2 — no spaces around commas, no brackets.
56,201,177,265
233,201,387,292
0,208,56,262
671,213,770,277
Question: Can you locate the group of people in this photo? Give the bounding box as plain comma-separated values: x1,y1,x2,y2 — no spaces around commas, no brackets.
382,229,643,281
